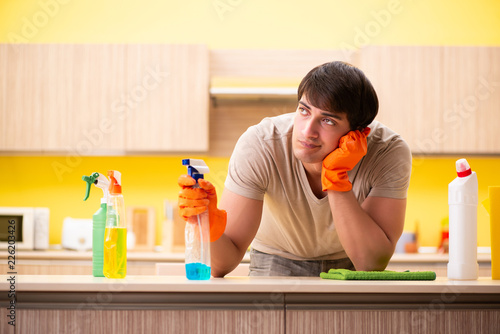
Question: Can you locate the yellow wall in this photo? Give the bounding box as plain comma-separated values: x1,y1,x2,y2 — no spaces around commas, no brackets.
0,156,498,247
0,0,499,248
0,156,229,245
0,0,499,47
407,157,499,247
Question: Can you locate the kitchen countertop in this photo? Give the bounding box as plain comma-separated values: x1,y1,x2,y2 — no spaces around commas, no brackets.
3,276,498,334
2,273,498,334
2,275,499,294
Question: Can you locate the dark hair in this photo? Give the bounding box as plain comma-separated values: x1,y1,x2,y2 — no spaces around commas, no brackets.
297,61,378,131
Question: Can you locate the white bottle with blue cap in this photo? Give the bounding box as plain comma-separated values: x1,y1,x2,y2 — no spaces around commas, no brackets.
182,159,211,280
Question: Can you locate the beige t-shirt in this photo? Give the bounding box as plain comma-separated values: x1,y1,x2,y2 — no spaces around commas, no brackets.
225,112,412,261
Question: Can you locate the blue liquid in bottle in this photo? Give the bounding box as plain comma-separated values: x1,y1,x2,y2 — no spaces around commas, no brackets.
185,262,211,280
185,212,211,280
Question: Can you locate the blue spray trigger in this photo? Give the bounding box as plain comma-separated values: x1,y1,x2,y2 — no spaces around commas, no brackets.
182,159,210,182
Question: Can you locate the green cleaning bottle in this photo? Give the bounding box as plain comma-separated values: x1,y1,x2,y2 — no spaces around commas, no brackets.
82,172,110,277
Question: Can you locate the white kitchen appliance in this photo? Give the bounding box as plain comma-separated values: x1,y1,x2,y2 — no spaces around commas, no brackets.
61,217,93,251
0,207,50,250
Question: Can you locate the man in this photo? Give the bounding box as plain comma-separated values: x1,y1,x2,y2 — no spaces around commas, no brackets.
178,61,412,277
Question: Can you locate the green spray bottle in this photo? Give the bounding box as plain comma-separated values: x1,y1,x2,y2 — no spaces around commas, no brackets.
82,172,110,277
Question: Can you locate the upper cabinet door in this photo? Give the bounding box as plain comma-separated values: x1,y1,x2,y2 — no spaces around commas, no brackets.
359,46,500,154
440,47,500,154
0,44,209,154
43,44,128,153
0,44,45,151
359,46,443,154
125,44,209,152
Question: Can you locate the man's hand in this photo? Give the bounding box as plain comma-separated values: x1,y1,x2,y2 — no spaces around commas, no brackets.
178,175,227,242
322,127,370,192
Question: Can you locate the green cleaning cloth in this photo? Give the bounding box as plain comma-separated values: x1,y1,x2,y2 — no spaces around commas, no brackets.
320,269,436,280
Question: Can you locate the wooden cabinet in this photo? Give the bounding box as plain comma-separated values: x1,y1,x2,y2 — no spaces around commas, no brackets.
285,309,499,334
125,44,209,152
2,45,498,155
359,46,500,154
45,44,128,152
0,44,45,151
440,47,500,153
0,44,209,153
17,309,284,334
3,276,499,334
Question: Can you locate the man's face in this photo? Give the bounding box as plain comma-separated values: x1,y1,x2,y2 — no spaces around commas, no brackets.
292,95,351,164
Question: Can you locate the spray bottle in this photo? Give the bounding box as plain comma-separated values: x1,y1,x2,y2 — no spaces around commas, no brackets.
182,159,211,280
103,170,127,279
448,158,479,280
82,172,110,277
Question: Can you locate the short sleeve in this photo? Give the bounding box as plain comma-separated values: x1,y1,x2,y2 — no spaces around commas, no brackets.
367,139,412,199
224,125,271,201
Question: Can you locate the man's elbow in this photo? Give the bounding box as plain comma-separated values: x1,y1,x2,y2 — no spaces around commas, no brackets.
211,261,239,278
211,267,228,278
353,253,392,272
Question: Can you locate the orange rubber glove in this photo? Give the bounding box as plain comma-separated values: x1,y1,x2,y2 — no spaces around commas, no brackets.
178,175,227,242
322,127,371,192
